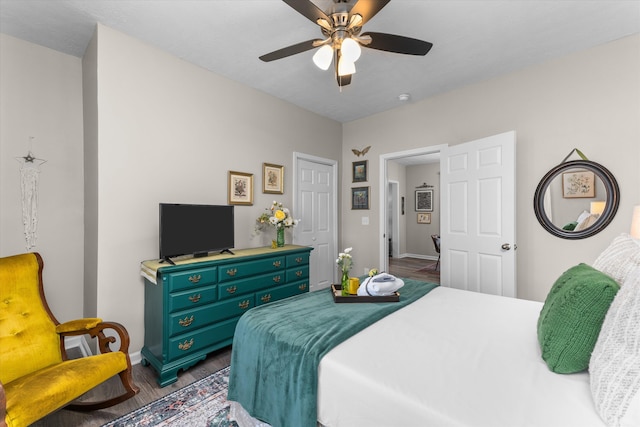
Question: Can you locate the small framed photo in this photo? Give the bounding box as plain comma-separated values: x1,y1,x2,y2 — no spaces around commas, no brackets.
417,213,431,224
351,187,370,210
415,189,433,212
562,170,595,198
263,163,284,194
228,171,254,205
352,160,368,183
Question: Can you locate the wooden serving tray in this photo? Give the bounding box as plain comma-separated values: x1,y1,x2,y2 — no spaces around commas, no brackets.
331,284,400,303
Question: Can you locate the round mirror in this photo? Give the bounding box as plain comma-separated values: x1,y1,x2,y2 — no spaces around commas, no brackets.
533,160,620,239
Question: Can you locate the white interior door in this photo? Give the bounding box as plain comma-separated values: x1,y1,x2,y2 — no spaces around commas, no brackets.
440,131,516,297
294,153,338,291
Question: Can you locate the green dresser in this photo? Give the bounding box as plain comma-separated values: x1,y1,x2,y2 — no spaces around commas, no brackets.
140,245,312,386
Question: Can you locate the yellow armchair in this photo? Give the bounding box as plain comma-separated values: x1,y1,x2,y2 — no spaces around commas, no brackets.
0,253,139,427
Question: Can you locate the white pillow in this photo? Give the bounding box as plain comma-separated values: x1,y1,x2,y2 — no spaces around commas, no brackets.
577,210,591,223
590,268,640,427
593,234,640,285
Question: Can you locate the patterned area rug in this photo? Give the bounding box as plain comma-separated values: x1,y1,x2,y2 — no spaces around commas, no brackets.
102,366,238,427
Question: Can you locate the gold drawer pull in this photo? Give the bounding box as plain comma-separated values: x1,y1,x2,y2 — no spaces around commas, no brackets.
226,268,237,277
179,315,194,327
226,285,237,294
273,260,282,268
239,300,250,309
299,283,308,291
296,270,303,277
188,294,201,303
188,274,201,284
178,338,194,351
272,275,281,283
295,257,303,263
261,294,272,303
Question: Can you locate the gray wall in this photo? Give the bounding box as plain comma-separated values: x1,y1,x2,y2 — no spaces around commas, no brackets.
341,34,640,302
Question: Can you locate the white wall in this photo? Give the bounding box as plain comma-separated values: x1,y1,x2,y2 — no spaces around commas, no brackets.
341,34,640,302
0,34,85,320
85,25,342,352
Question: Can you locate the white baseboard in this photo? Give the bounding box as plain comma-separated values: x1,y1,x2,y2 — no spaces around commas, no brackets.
64,336,92,357
64,336,143,365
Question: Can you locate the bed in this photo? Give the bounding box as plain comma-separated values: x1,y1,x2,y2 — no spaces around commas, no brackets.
228,234,640,427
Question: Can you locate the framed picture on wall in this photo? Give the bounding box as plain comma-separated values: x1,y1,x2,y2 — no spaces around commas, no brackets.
263,163,284,194
562,170,595,198
417,213,431,224
415,189,433,212
228,171,254,205
352,160,368,183
351,187,370,210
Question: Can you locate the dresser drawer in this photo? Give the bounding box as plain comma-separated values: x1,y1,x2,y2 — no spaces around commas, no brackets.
286,265,309,282
286,252,310,267
168,284,217,313
164,267,217,292
167,317,239,362
218,256,286,283
218,271,286,300
168,294,254,337
255,280,309,306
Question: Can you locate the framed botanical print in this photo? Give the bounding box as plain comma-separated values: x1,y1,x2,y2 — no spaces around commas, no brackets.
352,160,368,183
228,171,254,205
351,187,370,210
415,189,433,212
263,163,284,194
417,212,431,224
562,170,595,198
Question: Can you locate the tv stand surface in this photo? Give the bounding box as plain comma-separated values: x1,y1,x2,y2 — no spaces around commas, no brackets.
140,245,312,387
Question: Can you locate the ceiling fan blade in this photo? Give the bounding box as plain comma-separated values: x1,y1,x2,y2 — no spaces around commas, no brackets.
259,39,321,62
349,0,391,26
361,32,433,55
283,0,330,25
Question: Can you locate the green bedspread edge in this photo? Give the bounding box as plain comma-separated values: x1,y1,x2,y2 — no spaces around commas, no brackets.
227,278,438,427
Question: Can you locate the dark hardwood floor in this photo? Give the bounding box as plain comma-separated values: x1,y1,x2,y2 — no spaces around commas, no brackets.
32,257,436,426
388,256,440,284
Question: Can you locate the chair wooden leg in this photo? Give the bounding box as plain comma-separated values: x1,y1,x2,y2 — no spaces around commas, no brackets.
434,255,440,271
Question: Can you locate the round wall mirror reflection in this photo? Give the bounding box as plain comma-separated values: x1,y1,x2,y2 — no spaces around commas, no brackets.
533,160,620,239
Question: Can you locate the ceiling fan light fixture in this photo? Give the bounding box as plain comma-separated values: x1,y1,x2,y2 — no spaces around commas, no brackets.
338,57,356,76
340,37,361,62
312,44,333,70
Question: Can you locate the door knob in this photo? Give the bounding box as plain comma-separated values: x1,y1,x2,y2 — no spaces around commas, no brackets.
501,243,511,250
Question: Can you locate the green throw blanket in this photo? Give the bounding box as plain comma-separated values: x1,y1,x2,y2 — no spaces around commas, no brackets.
227,278,438,427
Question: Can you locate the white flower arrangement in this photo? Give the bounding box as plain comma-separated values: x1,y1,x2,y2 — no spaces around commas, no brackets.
336,247,353,274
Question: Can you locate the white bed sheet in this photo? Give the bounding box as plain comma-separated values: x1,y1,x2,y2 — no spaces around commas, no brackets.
317,287,605,427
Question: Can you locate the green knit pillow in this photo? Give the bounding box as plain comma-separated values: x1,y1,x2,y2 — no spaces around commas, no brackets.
537,263,619,374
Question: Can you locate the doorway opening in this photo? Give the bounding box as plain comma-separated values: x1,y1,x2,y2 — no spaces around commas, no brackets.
379,145,447,276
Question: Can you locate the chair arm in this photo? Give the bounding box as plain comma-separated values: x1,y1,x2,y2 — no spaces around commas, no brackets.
86,321,132,355
55,318,103,334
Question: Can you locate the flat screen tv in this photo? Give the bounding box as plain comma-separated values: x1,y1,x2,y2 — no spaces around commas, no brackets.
159,203,234,263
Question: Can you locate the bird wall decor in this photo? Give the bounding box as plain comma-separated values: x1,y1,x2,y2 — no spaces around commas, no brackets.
352,146,371,157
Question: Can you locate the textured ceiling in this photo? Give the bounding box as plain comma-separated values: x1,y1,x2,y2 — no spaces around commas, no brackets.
1,0,639,123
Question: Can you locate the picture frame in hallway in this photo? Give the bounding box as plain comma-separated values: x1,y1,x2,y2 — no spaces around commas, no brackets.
352,160,368,182
417,213,431,224
415,189,433,212
228,171,254,205
263,163,284,194
351,187,369,210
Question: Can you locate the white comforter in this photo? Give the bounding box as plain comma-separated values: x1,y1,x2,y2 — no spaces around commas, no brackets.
317,287,605,427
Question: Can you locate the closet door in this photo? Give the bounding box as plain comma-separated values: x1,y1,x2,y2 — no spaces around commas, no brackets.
294,153,338,291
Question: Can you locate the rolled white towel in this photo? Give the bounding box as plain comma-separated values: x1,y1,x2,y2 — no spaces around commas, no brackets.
357,273,404,296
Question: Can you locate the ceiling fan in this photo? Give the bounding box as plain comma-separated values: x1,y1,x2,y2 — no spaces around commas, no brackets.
259,0,433,87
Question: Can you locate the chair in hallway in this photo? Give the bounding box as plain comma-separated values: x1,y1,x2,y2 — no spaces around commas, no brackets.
431,234,441,270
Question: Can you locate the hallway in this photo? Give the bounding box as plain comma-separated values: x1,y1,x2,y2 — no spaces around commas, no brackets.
388,256,440,284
